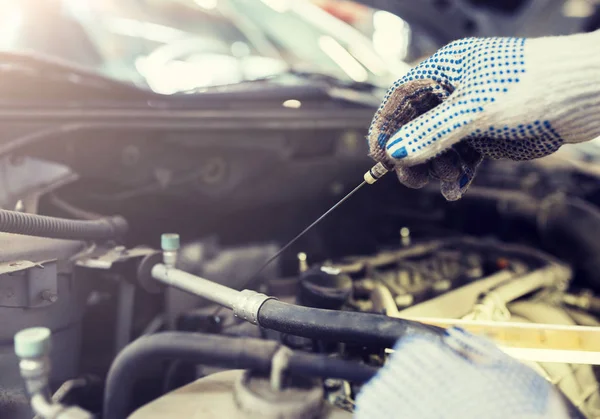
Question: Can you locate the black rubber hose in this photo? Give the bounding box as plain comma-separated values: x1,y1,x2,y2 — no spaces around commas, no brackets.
103,332,377,419
0,209,127,240
287,352,377,384
104,333,277,419
257,300,442,348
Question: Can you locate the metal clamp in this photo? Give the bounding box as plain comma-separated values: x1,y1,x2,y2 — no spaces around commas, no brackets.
270,346,293,392
233,290,276,325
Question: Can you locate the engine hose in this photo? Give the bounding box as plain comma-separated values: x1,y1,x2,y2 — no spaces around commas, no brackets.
257,299,443,348
0,209,128,240
287,352,378,384
458,188,600,291
103,332,378,419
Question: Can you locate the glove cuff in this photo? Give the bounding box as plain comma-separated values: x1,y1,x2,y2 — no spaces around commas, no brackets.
528,30,600,144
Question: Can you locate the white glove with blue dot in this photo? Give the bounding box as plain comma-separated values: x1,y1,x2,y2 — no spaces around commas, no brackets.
368,31,600,200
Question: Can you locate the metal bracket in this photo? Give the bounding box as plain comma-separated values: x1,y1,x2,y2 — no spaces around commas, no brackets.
0,259,57,308
76,246,157,288
76,246,156,270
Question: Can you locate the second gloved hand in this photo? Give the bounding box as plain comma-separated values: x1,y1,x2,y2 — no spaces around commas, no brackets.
355,327,583,419
368,31,600,200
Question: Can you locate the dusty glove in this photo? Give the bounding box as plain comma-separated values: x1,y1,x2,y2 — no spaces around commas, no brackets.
355,327,583,419
368,31,600,200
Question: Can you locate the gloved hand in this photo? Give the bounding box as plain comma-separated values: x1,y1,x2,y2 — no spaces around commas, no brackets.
368,31,600,200
355,327,583,419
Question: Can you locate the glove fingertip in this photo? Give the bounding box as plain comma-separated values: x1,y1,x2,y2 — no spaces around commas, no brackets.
395,165,429,189
429,152,461,182
371,79,453,167
440,180,462,201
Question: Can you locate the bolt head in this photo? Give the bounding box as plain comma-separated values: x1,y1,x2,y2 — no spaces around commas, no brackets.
41,290,58,303
14,327,51,358
161,233,180,251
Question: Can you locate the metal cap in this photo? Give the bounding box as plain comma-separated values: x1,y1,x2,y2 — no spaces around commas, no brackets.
363,162,390,184
235,370,324,419
161,233,180,251
14,327,51,358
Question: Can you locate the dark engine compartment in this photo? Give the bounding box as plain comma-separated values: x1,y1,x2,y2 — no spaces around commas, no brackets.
4,131,600,418
3,28,600,417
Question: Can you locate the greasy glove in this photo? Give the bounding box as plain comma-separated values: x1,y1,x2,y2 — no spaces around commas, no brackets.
368,31,600,200
355,327,583,419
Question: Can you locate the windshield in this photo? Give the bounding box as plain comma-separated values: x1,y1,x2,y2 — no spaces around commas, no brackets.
0,0,417,93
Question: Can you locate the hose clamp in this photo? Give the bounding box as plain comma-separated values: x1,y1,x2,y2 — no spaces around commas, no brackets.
233,290,277,325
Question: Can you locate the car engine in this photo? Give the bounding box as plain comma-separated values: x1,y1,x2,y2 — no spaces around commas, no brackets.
4,156,600,419
2,1,600,415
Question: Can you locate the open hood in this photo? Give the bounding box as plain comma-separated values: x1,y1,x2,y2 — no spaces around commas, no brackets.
348,0,595,41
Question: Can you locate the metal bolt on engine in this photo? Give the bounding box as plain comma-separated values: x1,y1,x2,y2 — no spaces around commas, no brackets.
400,227,411,247
40,290,58,303
298,252,308,273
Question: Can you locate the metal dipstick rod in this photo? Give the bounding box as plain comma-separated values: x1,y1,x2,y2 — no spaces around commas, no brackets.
243,162,391,284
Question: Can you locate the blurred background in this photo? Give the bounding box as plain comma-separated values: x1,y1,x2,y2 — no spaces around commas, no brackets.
1,0,599,94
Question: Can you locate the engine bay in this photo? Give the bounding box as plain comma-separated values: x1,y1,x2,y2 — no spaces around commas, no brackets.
4,153,600,418
2,12,600,415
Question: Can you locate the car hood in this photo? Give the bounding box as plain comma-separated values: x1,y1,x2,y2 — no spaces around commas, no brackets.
352,0,590,40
